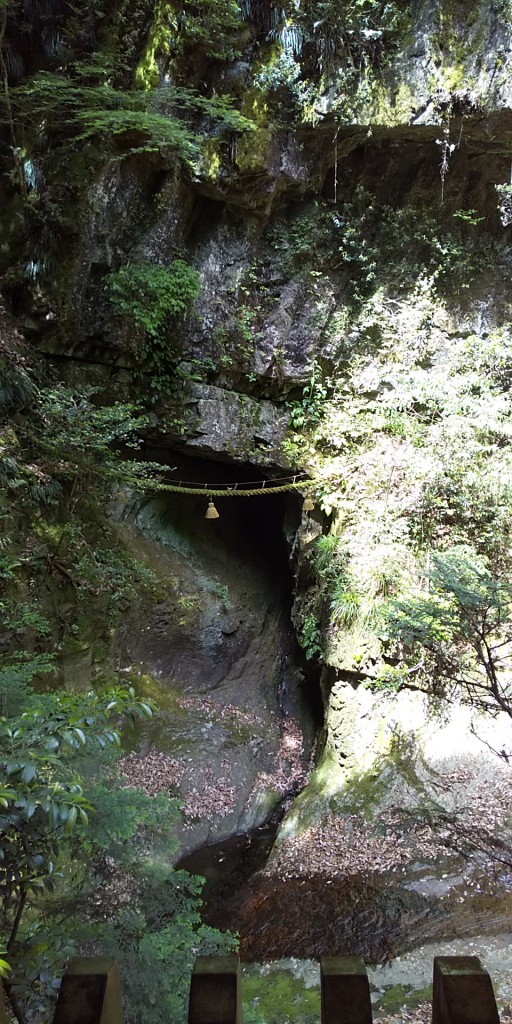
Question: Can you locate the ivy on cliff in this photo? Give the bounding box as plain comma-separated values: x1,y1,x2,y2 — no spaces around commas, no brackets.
106,258,201,394
269,189,491,303
242,0,409,70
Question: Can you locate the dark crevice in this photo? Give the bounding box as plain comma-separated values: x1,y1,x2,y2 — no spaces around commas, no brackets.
160,449,323,908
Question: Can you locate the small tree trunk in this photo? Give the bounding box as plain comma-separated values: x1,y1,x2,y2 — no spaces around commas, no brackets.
2,981,29,1024
7,891,27,954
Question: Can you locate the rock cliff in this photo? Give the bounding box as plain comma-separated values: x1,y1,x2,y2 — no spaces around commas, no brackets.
3,0,512,943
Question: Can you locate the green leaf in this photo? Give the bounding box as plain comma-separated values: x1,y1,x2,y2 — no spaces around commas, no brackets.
21,762,37,783
66,805,78,830
78,807,89,826
49,803,60,828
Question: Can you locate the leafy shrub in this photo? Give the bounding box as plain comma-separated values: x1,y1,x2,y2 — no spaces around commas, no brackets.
287,360,330,429
271,188,491,306
296,0,410,73
248,0,409,77
107,259,201,340
298,612,322,659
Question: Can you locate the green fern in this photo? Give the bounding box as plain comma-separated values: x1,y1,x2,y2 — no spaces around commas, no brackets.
0,364,34,412
330,584,361,627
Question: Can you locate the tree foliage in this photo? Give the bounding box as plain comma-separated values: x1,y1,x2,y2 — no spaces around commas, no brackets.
0,688,153,1020
9,70,254,165
0,688,235,1024
0,325,234,1024
379,549,512,722
1,687,153,906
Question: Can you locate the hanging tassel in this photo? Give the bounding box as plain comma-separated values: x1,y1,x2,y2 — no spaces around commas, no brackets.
303,495,315,513
205,499,220,520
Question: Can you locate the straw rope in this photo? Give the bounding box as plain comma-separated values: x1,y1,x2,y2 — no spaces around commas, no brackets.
160,477,322,497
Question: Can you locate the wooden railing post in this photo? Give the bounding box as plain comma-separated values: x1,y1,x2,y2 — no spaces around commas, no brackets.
19,949,503,1024
53,958,122,1024
320,956,373,1024
433,956,499,1024
188,956,242,1024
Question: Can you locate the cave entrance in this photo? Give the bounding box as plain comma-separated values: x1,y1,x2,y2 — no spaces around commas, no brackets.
143,450,304,581
136,449,324,729
119,450,322,881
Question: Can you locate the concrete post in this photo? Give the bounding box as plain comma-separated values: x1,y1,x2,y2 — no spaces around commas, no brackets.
188,957,242,1024
320,956,373,1024
433,956,500,1024
53,958,122,1024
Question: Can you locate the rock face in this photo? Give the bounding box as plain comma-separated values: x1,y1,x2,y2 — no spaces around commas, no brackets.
29,0,512,474
6,0,512,950
162,383,290,465
200,684,512,960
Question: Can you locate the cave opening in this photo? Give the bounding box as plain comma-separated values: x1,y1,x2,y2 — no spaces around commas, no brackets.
126,449,324,908
139,448,324,729
147,449,301,575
